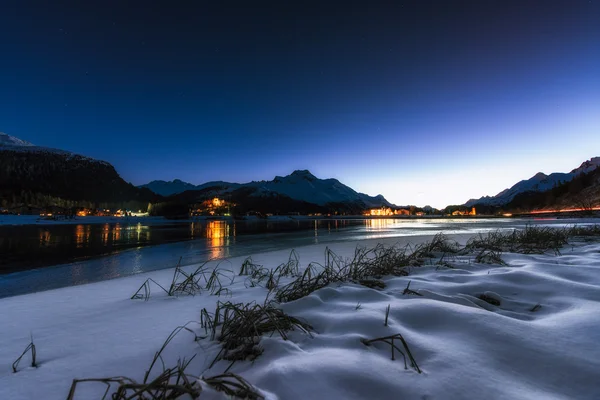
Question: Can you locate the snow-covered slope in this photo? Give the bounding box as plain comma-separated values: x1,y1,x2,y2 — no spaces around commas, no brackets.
140,170,394,208
0,132,34,147
0,132,110,165
466,157,600,207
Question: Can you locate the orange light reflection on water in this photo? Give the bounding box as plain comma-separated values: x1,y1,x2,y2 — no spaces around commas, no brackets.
39,230,51,246
365,218,395,231
75,224,91,248
102,223,109,245
206,221,232,259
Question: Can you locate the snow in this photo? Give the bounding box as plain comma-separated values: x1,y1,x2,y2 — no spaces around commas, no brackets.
2,230,600,399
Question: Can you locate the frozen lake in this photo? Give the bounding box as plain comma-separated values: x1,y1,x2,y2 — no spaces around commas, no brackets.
0,217,595,298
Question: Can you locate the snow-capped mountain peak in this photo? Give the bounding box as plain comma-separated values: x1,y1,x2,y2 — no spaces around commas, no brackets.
138,179,199,196
272,170,318,184
289,169,317,180
0,132,34,147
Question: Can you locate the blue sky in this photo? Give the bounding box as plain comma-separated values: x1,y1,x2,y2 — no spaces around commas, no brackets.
1,1,599,208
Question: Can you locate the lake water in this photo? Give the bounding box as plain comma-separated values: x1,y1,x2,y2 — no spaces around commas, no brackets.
0,217,593,298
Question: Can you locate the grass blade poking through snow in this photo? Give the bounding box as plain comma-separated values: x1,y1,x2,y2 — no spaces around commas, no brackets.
361,334,421,373
276,249,300,277
131,278,169,301
143,322,202,384
384,304,391,327
402,281,422,296
530,303,542,312
168,259,211,297
203,373,264,400
240,256,262,276
12,334,37,373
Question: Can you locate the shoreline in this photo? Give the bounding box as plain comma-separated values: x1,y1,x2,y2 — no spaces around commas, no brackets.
0,213,561,227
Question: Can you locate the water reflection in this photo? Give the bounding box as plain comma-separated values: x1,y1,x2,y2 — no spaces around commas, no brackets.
365,218,395,231
74,224,92,248
206,220,233,259
102,223,109,245
1,218,418,276
112,223,121,242
39,230,51,246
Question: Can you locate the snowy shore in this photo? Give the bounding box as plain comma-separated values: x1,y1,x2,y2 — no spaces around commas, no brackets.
1,231,600,399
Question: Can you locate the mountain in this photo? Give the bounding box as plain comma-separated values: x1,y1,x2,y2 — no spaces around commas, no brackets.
250,170,393,208
0,133,160,209
465,157,600,207
142,170,395,213
139,179,199,197
139,179,240,197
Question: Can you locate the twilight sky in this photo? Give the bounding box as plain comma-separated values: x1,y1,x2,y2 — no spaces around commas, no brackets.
1,1,599,208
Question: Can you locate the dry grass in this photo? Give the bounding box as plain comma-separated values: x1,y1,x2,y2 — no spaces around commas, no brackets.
359,279,386,289
203,301,312,371
239,256,262,276
474,248,507,265
463,225,589,256
274,237,457,303
67,324,203,400
131,259,212,300
65,320,266,399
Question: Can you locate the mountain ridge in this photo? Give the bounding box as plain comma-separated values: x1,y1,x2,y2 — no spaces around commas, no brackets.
140,169,395,209
465,157,600,207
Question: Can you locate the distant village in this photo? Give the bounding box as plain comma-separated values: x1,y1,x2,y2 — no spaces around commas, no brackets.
0,197,478,219
0,205,149,219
